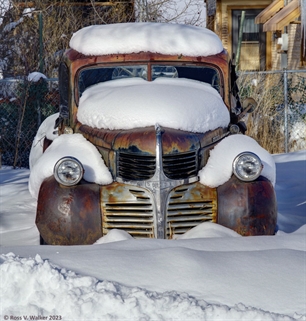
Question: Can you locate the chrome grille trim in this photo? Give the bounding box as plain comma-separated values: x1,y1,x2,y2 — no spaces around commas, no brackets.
116,124,199,239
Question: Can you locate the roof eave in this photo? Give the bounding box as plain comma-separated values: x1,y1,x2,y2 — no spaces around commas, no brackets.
262,0,300,32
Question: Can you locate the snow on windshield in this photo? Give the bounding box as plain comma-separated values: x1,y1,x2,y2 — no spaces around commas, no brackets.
77,77,230,132
69,22,224,57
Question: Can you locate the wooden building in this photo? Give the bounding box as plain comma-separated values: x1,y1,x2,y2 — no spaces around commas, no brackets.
205,0,303,71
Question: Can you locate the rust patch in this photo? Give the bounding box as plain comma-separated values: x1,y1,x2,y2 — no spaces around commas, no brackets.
217,175,277,235
36,176,102,245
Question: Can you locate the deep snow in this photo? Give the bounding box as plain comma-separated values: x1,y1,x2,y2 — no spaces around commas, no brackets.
0,150,305,320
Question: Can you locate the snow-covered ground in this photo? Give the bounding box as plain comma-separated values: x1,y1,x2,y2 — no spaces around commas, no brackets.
0,150,305,320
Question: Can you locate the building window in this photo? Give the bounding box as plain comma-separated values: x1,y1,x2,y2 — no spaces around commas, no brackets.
232,10,266,71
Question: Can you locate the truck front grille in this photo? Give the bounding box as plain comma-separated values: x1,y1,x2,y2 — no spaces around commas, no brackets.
118,152,156,180
101,183,217,239
118,150,198,180
102,187,155,238
166,186,215,238
163,151,198,179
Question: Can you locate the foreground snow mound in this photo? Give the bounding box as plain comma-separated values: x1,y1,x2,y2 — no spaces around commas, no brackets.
28,134,112,199
78,78,230,132
0,253,296,321
176,222,242,239
199,135,276,187
94,229,133,244
70,22,224,57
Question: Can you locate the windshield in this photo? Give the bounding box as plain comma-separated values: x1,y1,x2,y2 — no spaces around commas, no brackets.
77,63,222,98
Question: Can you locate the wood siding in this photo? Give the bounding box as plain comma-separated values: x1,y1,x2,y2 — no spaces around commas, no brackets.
207,0,302,70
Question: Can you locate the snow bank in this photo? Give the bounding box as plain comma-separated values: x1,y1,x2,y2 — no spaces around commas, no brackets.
28,134,112,199
1,150,306,318
0,252,298,320
70,22,224,57
199,135,276,187
78,78,230,132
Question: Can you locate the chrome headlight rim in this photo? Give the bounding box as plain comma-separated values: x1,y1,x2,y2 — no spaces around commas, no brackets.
54,156,84,186
232,152,263,182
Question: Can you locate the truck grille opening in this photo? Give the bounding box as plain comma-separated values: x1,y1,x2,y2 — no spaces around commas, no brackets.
118,150,198,180
102,188,155,238
102,183,217,239
118,152,156,180
163,151,198,179
166,186,216,238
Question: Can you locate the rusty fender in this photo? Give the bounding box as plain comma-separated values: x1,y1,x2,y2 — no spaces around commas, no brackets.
36,176,102,245
217,175,277,236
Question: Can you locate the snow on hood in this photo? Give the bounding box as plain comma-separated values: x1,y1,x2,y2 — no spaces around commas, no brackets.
77,78,230,132
69,22,224,57
199,135,276,188
28,134,112,199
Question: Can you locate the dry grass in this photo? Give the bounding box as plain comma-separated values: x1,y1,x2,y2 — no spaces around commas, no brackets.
237,71,306,154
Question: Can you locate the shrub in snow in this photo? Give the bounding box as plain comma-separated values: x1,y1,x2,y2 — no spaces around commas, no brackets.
289,121,306,151
27,71,47,82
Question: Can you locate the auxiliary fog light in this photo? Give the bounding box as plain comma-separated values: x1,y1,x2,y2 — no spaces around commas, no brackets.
54,157,84,186
232,152,263,182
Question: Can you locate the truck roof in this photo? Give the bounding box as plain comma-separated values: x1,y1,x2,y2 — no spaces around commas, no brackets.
69,22,224,57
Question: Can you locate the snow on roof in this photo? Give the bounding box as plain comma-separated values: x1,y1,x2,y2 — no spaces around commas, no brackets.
69,22,224,57
77,77,230,132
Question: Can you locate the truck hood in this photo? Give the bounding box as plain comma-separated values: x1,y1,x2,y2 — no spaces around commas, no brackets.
76,124,225,154
77,77,230,134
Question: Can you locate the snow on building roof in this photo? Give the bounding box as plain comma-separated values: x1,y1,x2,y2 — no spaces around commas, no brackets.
69,22,224,57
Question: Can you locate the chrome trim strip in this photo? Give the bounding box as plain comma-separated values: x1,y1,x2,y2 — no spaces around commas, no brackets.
116,124,198,238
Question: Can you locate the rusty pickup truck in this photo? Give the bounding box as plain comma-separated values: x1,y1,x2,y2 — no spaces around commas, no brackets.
34,23,277,244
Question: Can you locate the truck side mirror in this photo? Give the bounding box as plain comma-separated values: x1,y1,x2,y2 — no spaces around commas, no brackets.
242,97,257,114
58,62,70,133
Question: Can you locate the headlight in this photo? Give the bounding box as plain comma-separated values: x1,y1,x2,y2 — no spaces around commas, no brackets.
232,152,262,182
54,157,84,186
